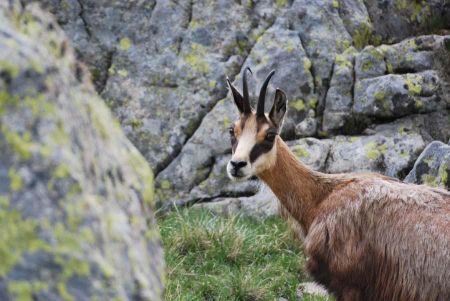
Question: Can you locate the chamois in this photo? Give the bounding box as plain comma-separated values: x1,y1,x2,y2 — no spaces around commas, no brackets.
226,68,450,301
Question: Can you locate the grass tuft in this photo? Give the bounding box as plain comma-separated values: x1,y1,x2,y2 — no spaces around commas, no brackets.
159,208,333,301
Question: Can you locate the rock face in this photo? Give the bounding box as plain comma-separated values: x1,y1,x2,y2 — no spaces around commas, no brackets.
0,2,164,300
24,0,450,212
405,141,450,190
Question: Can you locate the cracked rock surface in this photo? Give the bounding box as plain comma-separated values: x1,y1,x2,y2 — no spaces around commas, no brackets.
26,0,450,216
0,2,163,300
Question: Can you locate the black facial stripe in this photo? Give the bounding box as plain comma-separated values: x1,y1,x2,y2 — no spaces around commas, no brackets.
249,139,274,163
231,137,237,153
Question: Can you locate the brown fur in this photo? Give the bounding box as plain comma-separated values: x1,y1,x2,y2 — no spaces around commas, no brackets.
258,137,450,301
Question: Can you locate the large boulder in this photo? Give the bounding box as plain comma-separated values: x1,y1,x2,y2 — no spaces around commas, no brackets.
24,0,450,208
323,35,450,134
0,2,164,300
404,141,450,190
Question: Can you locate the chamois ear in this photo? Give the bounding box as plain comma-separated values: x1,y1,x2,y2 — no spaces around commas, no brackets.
227,77,245,114
269,88,287,128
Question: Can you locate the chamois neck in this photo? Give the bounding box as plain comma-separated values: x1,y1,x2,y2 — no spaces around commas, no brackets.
258,137,336,233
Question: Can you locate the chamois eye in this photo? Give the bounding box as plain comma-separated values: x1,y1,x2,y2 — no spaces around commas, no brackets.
228,126,235,137
266,132,276,141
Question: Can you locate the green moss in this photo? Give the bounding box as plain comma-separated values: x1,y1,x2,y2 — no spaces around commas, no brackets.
422,174,437,187
90,68,101,82
285,42,295,53
108,64,116,76
308,97,318,110
51,121,70,145
0,207,50,276
119,37,132,51
352,23,372,49
0,196,9,208
292,145,309,158
53,163,70,178
361,60,373,72
405,75,422,95
117,68,128,77
314,76,322,89
223,116,231,128
9,168,23,192
438,163,448,186
189,19,203,29
335,54,352,68
208,80,217,89
332,0,339,8
23,95,55,117
58,257,90,279
275,0,287,7
2,126,34,160
0,91,16,114
127,118,144,129
0,61,20,78
303,57,312,71
160,180,171,190
396,0,408,11
57,282,74,301
184,43,210,74
386,63,394,74
399,150,409,158
365,141,388,160
374,91,385,101
8,281,49,301
142,173,155,206
290,99,305,111
414,99,423,109
336,39,352,50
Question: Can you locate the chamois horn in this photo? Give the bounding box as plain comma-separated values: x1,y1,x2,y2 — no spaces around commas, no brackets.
242,67,252,114
256,70,275,117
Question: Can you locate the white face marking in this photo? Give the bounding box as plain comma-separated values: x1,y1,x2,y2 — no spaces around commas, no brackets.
227,115,277,181
233,117,257,162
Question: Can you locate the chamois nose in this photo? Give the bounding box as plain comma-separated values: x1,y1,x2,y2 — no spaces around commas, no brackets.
230,160,247,170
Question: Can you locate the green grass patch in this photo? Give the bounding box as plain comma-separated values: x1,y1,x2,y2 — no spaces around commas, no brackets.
159,208,333,301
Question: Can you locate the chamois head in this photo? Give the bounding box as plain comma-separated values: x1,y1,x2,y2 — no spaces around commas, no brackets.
226,68,287,181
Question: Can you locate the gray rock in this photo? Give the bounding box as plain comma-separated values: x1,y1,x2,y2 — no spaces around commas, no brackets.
323,35,449,134
364,0,450,44
326,122,426,178
295,116,318,138
355,45,386,80
0,3,163,300
384,36,438,74
288,0,352,104
322,48,356,133
287,138,332,171
336,0,373,49
353,70,444,119
31,0,450,209
194,186,278,218
404,141,450,190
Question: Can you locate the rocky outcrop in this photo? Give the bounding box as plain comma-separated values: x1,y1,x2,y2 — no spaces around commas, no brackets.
0,2,164,300
405,141,450,190
23,0,450,211
325,35,450,134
